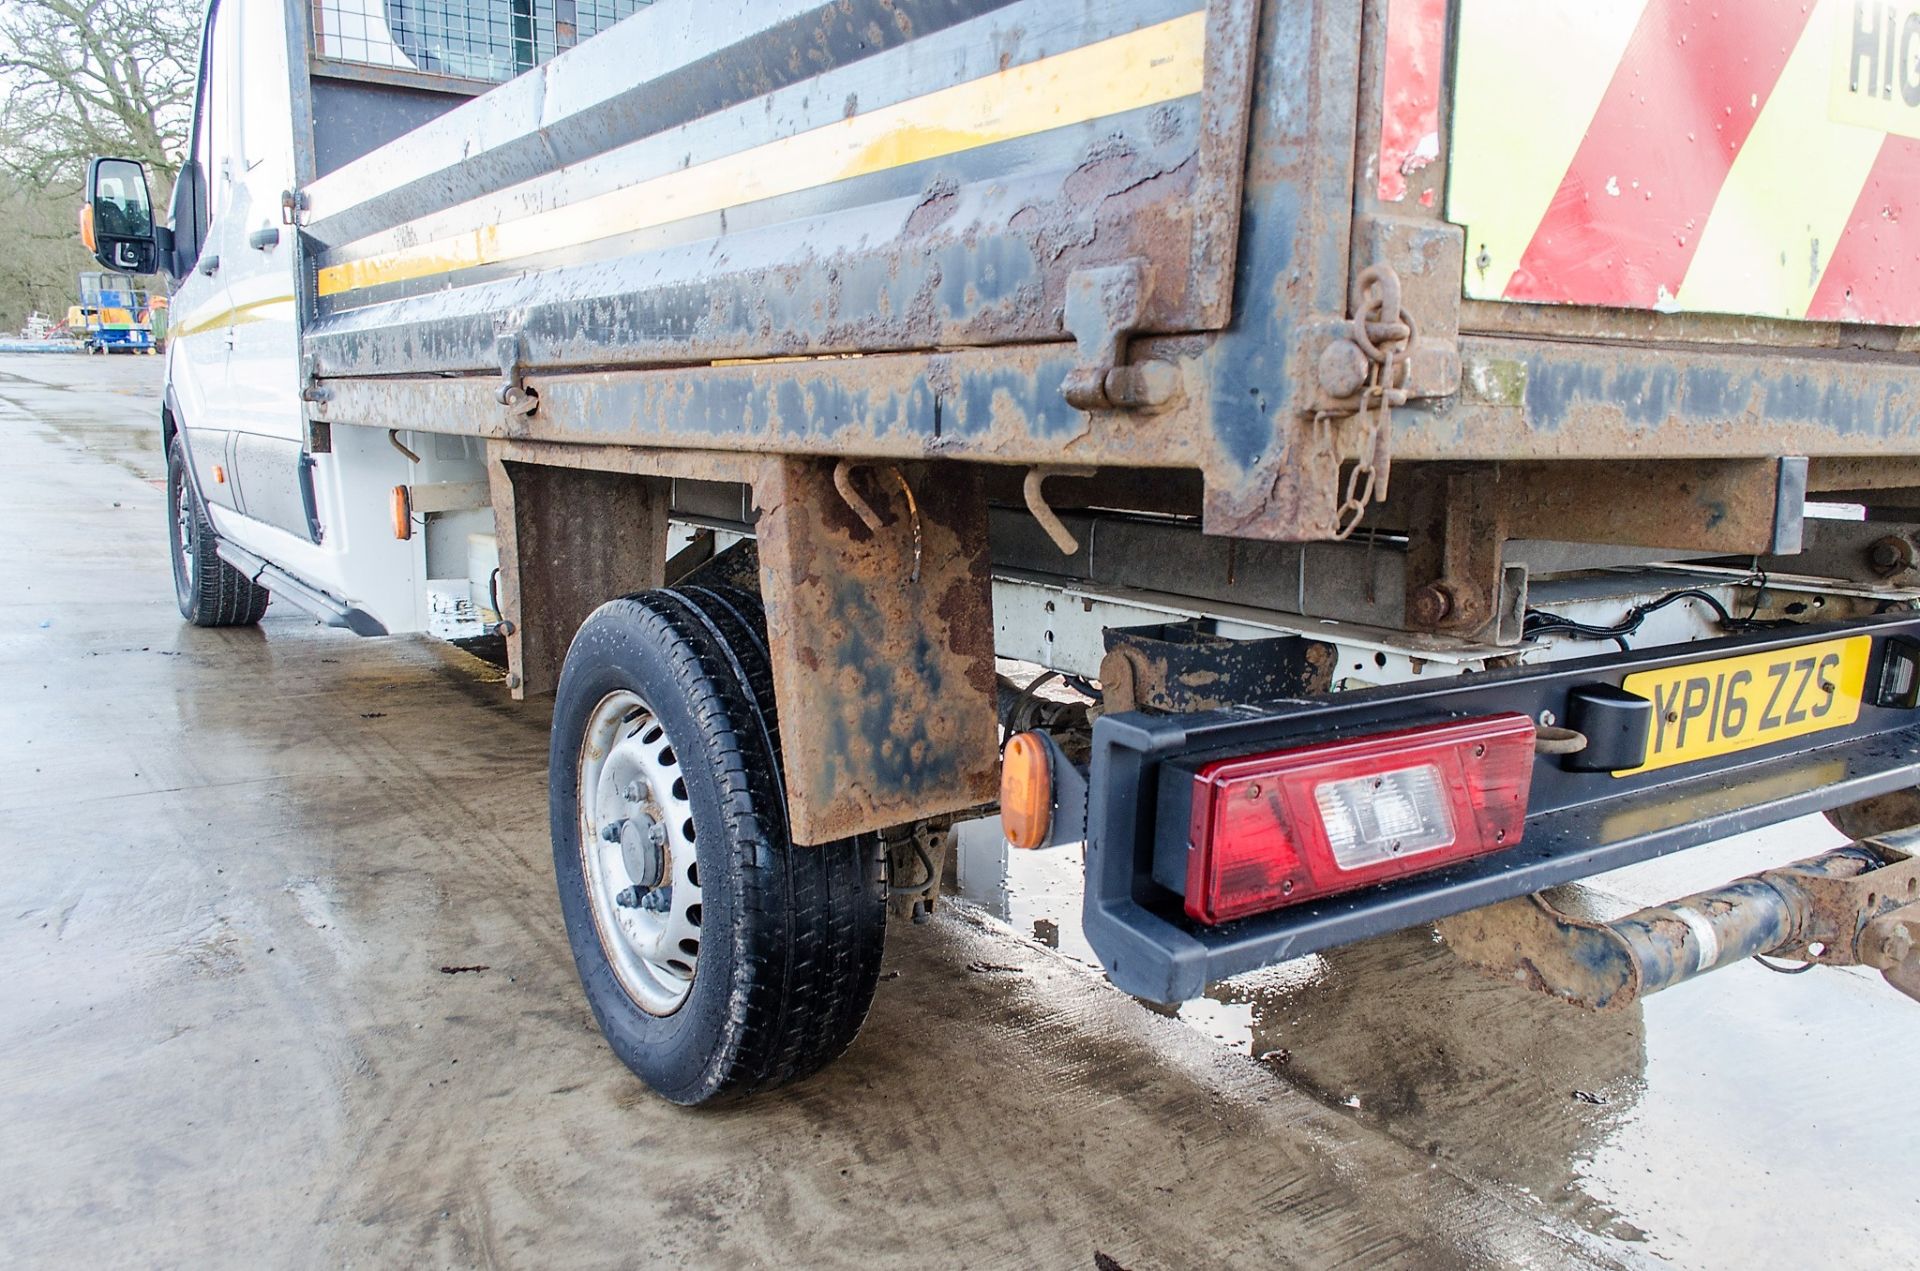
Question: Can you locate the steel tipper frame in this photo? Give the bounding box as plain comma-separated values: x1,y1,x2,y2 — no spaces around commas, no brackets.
287,3,1920,874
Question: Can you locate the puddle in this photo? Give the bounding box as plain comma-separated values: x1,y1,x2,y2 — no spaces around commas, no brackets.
0,354,169,482
42,420,164,482
953,812,1920,1265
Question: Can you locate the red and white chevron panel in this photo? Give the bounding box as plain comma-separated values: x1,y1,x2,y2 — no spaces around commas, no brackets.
1400,0,1920,325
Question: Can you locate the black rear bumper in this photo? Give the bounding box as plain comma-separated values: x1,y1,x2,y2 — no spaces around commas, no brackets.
1081,612,1920,1004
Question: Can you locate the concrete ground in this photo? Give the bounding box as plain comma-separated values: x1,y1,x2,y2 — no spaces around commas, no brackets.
1,353,1915,1270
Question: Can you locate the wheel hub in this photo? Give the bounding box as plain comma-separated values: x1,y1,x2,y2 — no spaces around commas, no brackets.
577,691,704,1015
612,814,668,891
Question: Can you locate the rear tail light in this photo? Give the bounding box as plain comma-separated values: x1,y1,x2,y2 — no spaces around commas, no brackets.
1184,714,1536,924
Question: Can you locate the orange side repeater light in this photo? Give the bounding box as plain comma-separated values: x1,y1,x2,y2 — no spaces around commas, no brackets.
391,485,413,540
78,203,96,252
1000,731,1054,850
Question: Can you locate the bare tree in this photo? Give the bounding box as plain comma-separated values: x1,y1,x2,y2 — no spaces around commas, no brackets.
0,0,198,183
0,172,95,327
0,0,196,327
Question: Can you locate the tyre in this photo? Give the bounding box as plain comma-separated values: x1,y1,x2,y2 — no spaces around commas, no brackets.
167,433,270,626
550,585,886,1104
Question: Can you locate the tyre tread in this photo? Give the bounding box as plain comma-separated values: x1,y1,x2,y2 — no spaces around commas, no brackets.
168,435,269,628
552,586,884,1103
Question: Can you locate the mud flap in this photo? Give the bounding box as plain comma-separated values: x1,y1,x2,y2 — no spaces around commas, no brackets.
486,450,669,698
753,457,999,845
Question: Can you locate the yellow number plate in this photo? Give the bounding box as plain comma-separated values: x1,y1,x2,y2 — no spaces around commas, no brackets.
1616,636,1873,776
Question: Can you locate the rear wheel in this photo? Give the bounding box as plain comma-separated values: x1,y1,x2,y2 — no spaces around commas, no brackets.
167,433,270,626
550,585,886,1104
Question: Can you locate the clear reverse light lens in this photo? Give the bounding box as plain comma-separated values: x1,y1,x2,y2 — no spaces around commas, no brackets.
1313,764,1455,869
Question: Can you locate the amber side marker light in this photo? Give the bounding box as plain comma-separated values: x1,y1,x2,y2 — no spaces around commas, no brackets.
391,485,413,540
1184,714,1537,925
78,203,96,252
1000,731,1053,850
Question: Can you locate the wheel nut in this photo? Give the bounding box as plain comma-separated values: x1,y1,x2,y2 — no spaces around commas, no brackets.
615,885,644,909
638,885,673,913
601,821,624,843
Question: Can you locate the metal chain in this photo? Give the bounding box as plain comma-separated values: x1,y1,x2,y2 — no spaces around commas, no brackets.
1325,268,1414,541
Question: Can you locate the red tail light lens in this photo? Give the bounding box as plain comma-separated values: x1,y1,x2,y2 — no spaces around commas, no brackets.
1184,714,1537,924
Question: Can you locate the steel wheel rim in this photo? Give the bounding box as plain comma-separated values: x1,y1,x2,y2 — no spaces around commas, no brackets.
577,689,704,1015
172,466,194,590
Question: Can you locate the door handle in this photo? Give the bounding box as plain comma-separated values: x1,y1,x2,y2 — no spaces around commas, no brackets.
198,254,221,276
248,226,280,251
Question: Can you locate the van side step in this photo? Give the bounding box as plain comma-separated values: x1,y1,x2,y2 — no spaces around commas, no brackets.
215,541,387,637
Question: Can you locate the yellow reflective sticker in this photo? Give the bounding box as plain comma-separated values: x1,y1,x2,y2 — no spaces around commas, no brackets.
1680,0,1888,320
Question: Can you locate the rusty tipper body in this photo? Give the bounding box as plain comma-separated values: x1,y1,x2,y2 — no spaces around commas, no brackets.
87,0,1920,1101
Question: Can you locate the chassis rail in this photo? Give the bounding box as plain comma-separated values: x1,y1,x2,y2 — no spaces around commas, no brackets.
1438,833,1920,1009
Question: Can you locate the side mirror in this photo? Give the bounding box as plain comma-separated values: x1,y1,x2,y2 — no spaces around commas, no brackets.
81,156,158,276
166,159,205,278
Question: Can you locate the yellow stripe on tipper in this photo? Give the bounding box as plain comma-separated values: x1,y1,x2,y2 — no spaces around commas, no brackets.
1614,635,1872,777
316,11,1209,298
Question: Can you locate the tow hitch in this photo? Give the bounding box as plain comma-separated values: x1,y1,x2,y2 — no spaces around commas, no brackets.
1438,828,1920,1009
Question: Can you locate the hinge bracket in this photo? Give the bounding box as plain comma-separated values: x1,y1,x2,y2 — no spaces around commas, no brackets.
496,333,539,418
1061,259,1180,414
298,353,330,404
298,354,332,452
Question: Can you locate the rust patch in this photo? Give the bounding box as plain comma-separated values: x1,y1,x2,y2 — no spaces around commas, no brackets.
903,178,960,238
1101,624,1334,714
486,447,670,698
755,457,998,843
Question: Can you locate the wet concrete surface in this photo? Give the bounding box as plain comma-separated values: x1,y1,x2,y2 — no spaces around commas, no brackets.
958,825,1920,1267
1,353,1914,1269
